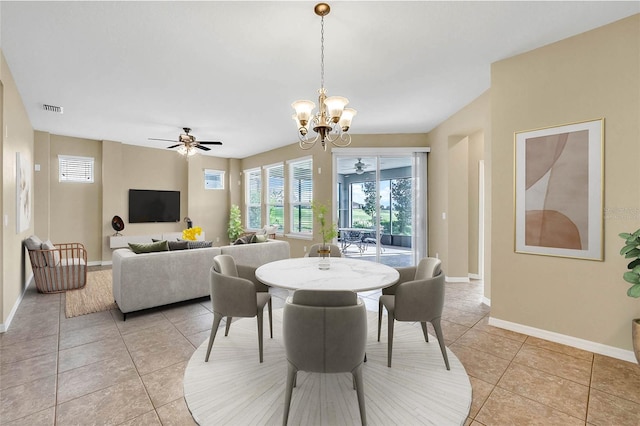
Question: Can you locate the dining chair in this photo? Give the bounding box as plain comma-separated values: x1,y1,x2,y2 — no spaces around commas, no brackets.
205,255,272,363
377,257,450,370
306,243,342,258
282,290,367,426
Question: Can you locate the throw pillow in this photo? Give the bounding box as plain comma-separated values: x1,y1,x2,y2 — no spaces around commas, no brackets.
168,240,189,251
41,240,61,266
187,240,213,249
24,235,46,267
128,240,169,254
233,234,254,245
251,233,268,243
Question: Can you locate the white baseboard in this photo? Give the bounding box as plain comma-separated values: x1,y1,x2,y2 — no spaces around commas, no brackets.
100,261,113,266
482,296,491,306
0,274,33,333
468,273,482,280
88,261,103,267
445,276,470,283
488,316,637,363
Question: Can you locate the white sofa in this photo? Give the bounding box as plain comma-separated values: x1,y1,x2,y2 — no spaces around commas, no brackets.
112,239,290,318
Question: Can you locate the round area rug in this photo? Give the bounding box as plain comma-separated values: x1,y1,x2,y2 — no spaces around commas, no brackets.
184,310,471,425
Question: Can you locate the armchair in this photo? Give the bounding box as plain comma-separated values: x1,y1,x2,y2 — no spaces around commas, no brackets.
377,257,450,369
24,235,87,293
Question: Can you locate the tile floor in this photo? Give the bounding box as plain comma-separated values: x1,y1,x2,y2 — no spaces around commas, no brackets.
1,268,640,425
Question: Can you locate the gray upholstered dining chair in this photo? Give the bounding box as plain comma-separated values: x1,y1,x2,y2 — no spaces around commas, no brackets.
205,255,272,363
282,290,367,426
377,257,450,370
305,243,342,258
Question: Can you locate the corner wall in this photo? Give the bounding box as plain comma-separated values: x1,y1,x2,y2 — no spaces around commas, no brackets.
491,14,640,356
1,49,34,327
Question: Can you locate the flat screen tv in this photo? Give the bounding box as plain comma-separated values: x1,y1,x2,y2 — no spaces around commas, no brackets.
128,189,180,223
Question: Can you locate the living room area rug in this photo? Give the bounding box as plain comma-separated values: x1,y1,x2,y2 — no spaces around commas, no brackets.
65,269,117,318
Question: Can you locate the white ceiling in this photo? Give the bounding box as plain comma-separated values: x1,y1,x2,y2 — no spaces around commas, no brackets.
1,1,638,159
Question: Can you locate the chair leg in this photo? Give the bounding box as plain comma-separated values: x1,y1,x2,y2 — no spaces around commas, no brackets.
431,317,450,370
377,300,383,342
205,313,223,362
225,316,233,336
420,321,429,342
283,361,297,426
268,298,273,339
387,315,395,367
352,364,367,426
257,309,264,363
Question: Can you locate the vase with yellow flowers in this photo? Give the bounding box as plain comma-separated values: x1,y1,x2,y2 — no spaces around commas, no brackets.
182,226,202,241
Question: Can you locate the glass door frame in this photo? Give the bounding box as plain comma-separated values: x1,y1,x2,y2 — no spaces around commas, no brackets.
332,147,430,266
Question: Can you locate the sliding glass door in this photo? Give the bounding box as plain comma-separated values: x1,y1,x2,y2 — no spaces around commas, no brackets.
333,149,428,267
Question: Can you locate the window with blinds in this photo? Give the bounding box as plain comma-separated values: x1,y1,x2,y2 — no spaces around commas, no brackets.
58,155,94,183
289,157,313,234
265,163,284,232
204,169,224,190
245,168,262,229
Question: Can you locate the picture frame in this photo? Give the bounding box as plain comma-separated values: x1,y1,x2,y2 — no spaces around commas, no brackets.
514,119,604,260
16,152,31,233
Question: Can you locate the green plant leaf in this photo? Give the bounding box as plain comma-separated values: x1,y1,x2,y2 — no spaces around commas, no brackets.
619,232,632,239
623,271,640,284
630,259,640,270
624,248,640,258
633,229,640,239
620,244,638,256
628,284,640,298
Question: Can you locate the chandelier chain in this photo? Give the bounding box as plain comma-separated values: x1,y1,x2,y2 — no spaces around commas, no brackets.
320,15,325,90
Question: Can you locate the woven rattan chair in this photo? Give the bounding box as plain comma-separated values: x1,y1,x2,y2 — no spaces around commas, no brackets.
24,235,87,293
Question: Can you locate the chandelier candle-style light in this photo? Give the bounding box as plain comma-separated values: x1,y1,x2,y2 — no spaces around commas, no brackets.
292,3,356,151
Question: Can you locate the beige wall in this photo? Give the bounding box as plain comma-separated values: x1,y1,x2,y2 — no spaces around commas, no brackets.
426,91,491,291
240,133,429,258
1,50,35,326
49,135,103,259
491,14,640,353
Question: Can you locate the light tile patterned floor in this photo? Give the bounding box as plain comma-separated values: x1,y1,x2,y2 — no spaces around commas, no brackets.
1,267,639,425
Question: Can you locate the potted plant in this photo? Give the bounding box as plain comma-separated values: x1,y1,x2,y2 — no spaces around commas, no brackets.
312,201,338,269
619,229,640,364
228,204,244,243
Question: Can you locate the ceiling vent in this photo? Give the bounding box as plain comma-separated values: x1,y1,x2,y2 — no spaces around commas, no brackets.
43,104,63,114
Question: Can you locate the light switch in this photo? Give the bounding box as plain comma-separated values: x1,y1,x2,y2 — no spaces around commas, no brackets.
35,164,41,172
442,212,446,220
4,215,8,227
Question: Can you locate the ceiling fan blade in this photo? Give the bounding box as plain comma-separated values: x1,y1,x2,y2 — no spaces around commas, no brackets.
197,141,223,145
166,144,182,149
149,138,177,142
195,145,211,151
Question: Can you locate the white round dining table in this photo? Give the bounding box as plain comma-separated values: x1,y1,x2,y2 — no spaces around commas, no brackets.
255,256,399,292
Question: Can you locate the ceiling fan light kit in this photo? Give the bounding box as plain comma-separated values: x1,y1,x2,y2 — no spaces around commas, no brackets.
148,127,222,157
292,3,356,152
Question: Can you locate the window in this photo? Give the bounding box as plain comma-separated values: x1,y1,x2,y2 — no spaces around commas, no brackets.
58,155,94,183
245,168,262,229
265,163,284,232
204,169,224,190
289,157,313,234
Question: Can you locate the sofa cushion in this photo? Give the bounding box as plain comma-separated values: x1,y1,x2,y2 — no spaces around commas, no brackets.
187,240,213,249
41,240,61,266
128,240,169,254
168,240,189,251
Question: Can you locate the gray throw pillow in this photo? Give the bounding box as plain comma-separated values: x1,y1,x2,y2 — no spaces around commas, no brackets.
187,240,213,249
168,240,189,251
41,240,61,266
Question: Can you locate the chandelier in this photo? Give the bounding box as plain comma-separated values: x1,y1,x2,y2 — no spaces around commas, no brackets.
176,144,197,157
292,3,356,151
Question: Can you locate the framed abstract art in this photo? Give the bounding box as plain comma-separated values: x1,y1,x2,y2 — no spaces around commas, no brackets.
514,119,604,260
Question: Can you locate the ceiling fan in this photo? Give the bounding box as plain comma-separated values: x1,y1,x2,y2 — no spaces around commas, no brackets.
148,127,222,154
354,158,368,175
